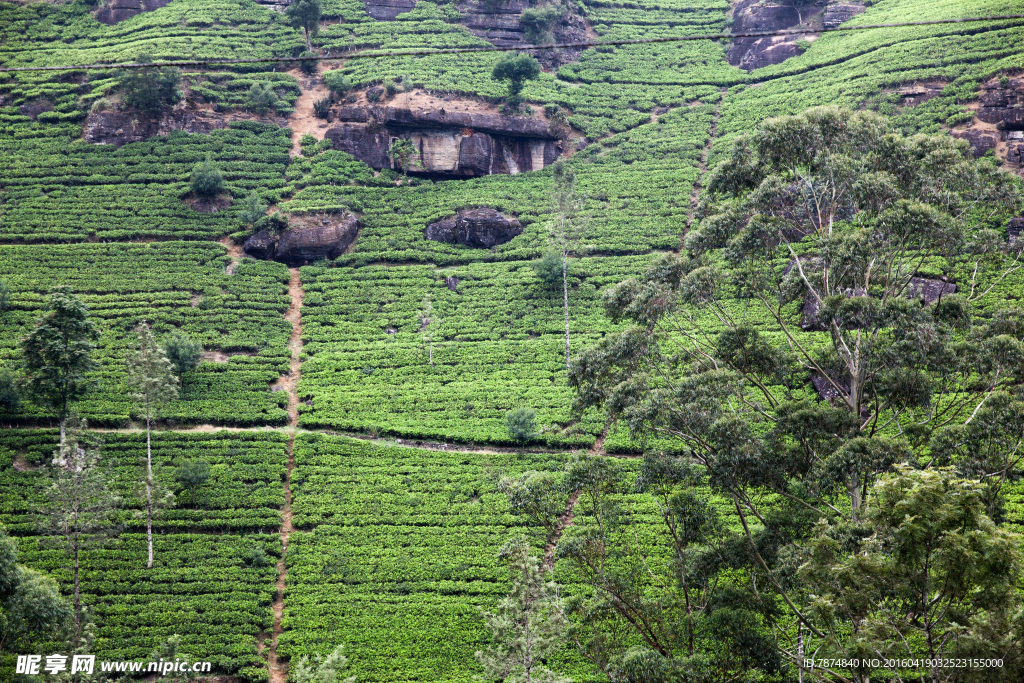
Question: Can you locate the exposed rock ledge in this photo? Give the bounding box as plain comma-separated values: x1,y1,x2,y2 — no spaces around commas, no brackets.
426,208,522,248
84,106,289,147
325,106,563,177
244,213,360,266
94,0,171,25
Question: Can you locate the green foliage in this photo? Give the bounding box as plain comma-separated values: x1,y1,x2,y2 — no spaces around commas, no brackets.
239,192,270,226
491,54,541,110
245,82,279,114
19,287,99,429
116,53,182,113
0,369,19,416
800,467,1024,681
520,5,560,45
0,281,9,312
0,522,72,656
287,0,322,49
254,212,289,235
505,407,539,443
387,138,416,175
475,538,570,683
533,250,564,288
190,155,225,198
291,644,356,683
162,330,203,389
322,70,353,96
127,324,179,418
298,50,319,76
175,460,211,508
313,96,332,119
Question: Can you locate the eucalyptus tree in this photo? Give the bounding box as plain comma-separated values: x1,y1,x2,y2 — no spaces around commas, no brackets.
567,106,1024,675
0,523,72,655
126,323,178,569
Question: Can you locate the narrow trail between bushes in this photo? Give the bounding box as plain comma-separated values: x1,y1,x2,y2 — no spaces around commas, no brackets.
286,68,333,156
267,267,304,683
683,88,727,250
543,428,608,568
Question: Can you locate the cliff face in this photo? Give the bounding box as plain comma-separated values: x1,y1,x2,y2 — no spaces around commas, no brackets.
94,0,172,25
728,1,864,71
325,106,563,177
83,106,289,147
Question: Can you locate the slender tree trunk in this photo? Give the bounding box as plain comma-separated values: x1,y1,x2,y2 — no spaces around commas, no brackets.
146,397,153,569
848,472,861,518
797,623,804,683
304,27,312,52
561,229,570,373
73,534,80,628
59,416,66,450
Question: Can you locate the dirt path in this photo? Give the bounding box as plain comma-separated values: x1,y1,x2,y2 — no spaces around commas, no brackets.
683,87,727,250
286,68,333,156
267,267,304,683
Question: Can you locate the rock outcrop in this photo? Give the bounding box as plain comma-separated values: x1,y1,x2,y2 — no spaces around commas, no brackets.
950,128,997,158
821,3,865,29
325,106,563,177
19,101,53,121
83,106,289,147
426,208,522,248
905,277,956,303
975,77,1024,130
94,0,172,25
363,0,417,20
728,0,815,71
1009,217,1023,247
243,214,360,266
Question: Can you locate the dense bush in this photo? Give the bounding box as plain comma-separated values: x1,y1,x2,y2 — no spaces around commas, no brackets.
117,54,182,113
191,155,225,197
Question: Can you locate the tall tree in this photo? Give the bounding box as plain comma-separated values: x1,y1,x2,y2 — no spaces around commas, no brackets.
547,160,588,373
491,54,541,112
19,286,99,447
475,538,571,683
39,417,120,628
126,323,178,569
0,523,73,656
286,0,321,51
568,106,1024,674
116,53,181,113
0,368,19,417
799,467,1024,683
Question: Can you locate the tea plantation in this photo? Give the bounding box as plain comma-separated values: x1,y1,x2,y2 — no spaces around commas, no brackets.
1,0,1023,680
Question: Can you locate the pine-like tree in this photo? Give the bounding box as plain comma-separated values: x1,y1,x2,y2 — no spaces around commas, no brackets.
38,417,120,628
126,323,178,569
19,286,99,447
475,538,571,683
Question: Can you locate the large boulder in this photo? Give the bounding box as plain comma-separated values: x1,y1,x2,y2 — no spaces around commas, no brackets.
243,230,277,260
275,214,361,266
821,3,865,29
95,0,172,25
426,208,522,248
363,0,417,20
950,129,997,158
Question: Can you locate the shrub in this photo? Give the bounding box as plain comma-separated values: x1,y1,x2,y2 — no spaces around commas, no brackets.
492,54,541,111
117,53,182,113
254,212,289,235
520,6,560,44
190,155,224,197
239,192,269,225
506,408,539,443
246,82,278,114
999,75,1010,88
0,280,9,312
366,88,383,103
532,250,563,288
323,71,353,96
384,78,401,98
298,50,318,76
313,96,332,119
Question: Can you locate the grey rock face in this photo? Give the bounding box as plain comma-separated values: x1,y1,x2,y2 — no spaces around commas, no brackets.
1008,217,1023,246
728,2,808,71
275,214,361,266
325,106,563,177
363,0,417,20
821,3,866,29
426,208,522,248
950,129,997,158
905,277,956,303
83,106,288,147
19,102,53,120
95,0,172,25
243,230,278,260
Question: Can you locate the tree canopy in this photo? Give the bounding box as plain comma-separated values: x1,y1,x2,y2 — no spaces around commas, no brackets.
116,53,181,113
491,54,541,111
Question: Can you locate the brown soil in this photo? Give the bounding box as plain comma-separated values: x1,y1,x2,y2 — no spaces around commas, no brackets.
220,236,245,275
285,68,335,156
267,267,304,683
185,193,233,214
544,489,581,569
